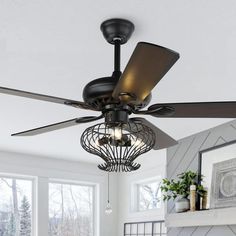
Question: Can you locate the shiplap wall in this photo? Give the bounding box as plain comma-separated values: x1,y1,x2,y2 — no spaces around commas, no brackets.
167,119,236,236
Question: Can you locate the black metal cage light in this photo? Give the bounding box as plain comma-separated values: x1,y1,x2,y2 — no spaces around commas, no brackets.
80,119,155,172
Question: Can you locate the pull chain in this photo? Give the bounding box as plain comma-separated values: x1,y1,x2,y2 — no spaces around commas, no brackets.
105,172,112,215
107,172,110,203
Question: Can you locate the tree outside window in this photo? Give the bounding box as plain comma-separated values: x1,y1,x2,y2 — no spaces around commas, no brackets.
0,177,33,236
49,182,94,236
138,179,162,211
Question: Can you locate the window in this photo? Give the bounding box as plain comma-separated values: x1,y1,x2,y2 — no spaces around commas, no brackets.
0,175,34,236
48,181,94,236
135,178,162,212
124,221,167,236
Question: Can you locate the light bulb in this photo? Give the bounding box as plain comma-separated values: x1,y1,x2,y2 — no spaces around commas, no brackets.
132,138,145,148
94,139,100,148
105,202,112,215
111,127,122,140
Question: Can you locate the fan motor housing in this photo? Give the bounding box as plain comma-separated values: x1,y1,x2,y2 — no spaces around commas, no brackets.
82,76,152,110
83,76,119,110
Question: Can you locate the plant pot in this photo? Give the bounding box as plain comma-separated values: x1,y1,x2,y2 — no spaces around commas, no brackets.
175,197,190,213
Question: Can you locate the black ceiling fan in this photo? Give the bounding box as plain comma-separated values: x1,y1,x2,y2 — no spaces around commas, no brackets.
1,18,236,170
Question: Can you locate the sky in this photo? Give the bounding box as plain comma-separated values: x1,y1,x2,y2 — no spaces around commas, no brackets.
0,177,32,212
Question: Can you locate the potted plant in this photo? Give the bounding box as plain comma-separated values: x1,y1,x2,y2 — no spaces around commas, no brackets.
161,171,205,213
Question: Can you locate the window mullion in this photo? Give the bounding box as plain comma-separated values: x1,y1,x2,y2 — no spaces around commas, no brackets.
36,177,49,236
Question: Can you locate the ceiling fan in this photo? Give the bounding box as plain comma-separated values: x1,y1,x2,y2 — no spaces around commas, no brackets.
1,18,236,171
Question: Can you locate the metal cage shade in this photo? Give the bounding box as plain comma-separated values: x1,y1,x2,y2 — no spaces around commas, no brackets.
80,120,155,172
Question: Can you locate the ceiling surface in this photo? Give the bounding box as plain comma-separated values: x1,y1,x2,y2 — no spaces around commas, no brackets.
0,0,236,163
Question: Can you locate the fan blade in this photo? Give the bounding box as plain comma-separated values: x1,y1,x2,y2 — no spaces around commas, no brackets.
147,102,236,118
11,115,103,136
0,86,93,110
112,42,179,103
130,117,178,150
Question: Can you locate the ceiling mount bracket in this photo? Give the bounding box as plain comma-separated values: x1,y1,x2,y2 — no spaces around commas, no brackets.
100,18,135,45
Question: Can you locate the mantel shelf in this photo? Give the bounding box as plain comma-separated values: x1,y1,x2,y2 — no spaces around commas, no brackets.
165,207,236,228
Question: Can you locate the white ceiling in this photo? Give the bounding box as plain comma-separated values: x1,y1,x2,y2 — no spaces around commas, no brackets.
0,0,235,163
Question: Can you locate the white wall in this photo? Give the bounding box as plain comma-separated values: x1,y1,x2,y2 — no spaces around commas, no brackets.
117,150,167,236
0,149,167,236
0,150,118,236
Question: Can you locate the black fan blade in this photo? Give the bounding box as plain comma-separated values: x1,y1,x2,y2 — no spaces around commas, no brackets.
112,42,179,103
11,115,103,136
147,102,236,118
0,86,93,110
130,117,178,150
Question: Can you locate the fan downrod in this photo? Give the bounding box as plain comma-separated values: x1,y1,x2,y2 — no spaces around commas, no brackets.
100,18,135,45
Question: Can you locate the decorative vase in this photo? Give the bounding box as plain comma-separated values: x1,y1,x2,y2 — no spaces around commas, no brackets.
175,197,190,213
190,185,196,211
201,191,208,210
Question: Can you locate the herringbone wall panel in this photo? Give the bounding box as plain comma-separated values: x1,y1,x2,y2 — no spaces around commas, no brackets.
167,120,236,236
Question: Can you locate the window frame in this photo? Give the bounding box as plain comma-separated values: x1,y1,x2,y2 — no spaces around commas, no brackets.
132,176,162,213
0,174,99,236
48,178,98,236
0,173,37,236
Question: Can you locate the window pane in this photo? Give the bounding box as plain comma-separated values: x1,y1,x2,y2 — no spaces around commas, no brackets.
138,181,161,211
49,182,94,236
0,177,33,236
